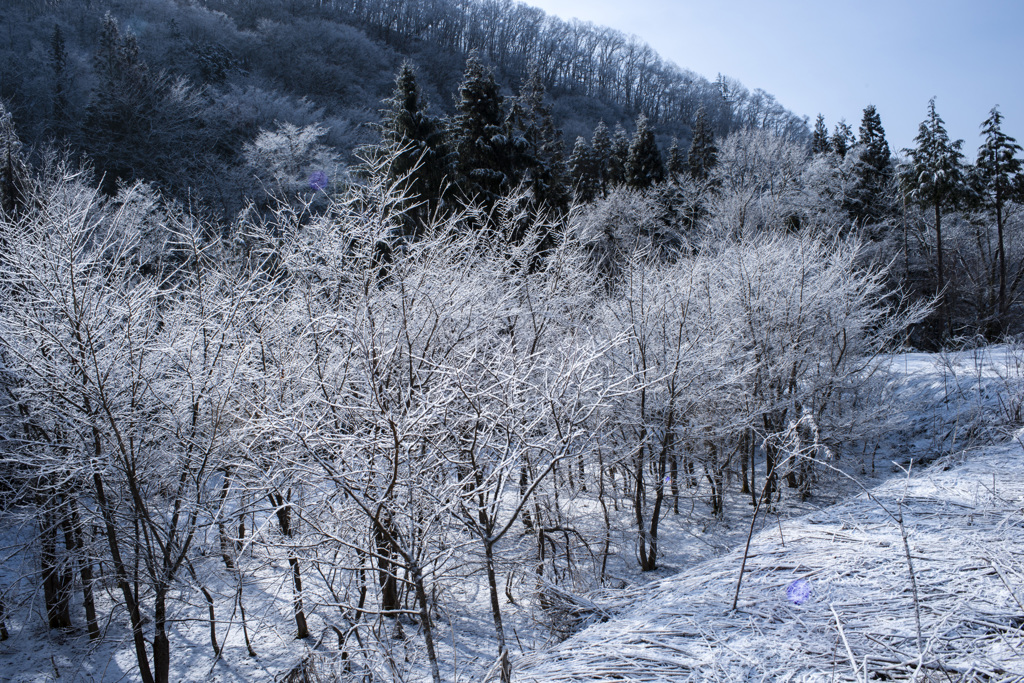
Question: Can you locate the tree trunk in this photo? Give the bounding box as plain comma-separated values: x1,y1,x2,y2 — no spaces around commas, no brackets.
270,490,309,639
93,469,155,683
934,202,949,335
153,585,170,683
374,513,401,615
39,502,72,630
996,198,1006,330
62,497,100,640
483,541,510,683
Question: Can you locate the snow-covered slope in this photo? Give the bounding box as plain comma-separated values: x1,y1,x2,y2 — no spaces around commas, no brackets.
517,390,1024,681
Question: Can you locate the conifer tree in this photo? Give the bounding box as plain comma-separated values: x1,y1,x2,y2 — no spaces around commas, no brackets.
902,98,966,332
50,25,70,136
591,120,613,197
0,103,29,218
847,105,894,228
451,52,512,210
82,13,205,196
608,123,630,187
830,120,855,158
378,63,451,230
506,70,570,214
687,106,718,181
976,106,1023,328
568,136,599,203
666,137,685,181
811,114,830,155
626,114,664,190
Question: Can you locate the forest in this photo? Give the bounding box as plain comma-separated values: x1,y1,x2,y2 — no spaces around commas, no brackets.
1,0,1023,682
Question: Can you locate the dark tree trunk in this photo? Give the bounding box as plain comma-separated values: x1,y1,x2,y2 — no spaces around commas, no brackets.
62,497,100,640
39,502,72,630
269,490,309,639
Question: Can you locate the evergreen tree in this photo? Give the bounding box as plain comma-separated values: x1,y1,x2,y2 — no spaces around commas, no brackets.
901,98,966,332
830,120,855,158
811,114,830,155
0,103,29,217
976,106,1023,329
506,70,570,214
50,24,70,136
451,52,512,210
608,123,630,187
625,114,664,190
687,106,717,181
82,13,206,196
377,63,451,230
666,137,685,181
847,105,894,228
568,136,599,203
591,120,613,197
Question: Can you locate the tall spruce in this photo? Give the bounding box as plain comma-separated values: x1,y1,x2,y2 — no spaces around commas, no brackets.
378,63,451,231
687,106,717,181
625,114,663,190
902,98,966,333
811,114,830,155
0,103,29,217
82,13,205,197
608,123,630,187
847,105,894,228
666,137,685,181
976,106,1023,330
452,52,512,210
49,25,70,136
591,120,612,197
830,120,855,158
506,70,570,214
568,136,599,203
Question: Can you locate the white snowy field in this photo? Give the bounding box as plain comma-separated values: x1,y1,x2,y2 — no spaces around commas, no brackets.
1,345,1022,682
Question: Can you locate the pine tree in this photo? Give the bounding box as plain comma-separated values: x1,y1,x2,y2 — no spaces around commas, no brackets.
687,106,717,181
830,120,855,157
591,120,612,197
811,114,830,155
976,106,1023,329
50,25,70,136
83,13,205,196
608,123,630,187
506,70,570,214
568,136,599,203
0,103,29,217
625,114,664,190
901,98,966,333
451,52,512,210
666,137,685,181
847,105,894,228
378,63,451,230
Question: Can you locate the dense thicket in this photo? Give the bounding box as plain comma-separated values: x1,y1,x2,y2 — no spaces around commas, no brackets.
0,111,953,683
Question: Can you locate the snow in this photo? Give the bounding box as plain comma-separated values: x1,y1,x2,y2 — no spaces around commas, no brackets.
515,346,1024,682
1,345,1022,682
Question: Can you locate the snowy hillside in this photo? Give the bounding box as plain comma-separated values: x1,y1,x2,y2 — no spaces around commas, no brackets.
517,348,1024,682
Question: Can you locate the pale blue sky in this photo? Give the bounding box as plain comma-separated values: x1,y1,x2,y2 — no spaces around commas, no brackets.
524,0,1023,155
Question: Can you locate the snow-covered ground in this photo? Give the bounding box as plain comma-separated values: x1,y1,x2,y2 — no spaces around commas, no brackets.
1,345,1022,682
516,346,1024,682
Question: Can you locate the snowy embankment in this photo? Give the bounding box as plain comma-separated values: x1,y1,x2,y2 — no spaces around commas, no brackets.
517,348,1024,682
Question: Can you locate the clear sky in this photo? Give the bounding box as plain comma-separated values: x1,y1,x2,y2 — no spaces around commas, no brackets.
523,0,1023,156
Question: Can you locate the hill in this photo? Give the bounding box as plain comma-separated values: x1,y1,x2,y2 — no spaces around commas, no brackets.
0,0,806,212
